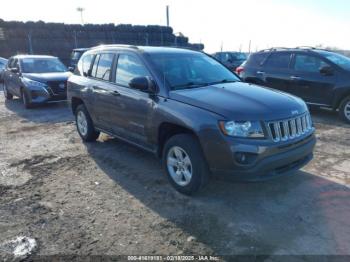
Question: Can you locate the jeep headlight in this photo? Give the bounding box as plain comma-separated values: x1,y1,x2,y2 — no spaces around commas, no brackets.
219,121,265,138
22,78,48,89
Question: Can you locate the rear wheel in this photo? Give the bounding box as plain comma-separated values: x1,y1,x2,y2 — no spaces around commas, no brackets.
339,96,350,124
3,82,13,100
75,104,100,142
162,134,210,195
21,89,32,109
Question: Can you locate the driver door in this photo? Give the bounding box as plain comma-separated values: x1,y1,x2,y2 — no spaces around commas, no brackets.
111,52,156,150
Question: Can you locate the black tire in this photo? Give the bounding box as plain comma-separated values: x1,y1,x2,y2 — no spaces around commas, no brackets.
75,104,100,142
3,82,13,100
162,134,210,195
21,88,32,109
339,96,350,124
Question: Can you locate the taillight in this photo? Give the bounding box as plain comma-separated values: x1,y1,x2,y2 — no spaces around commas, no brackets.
236,66,244,75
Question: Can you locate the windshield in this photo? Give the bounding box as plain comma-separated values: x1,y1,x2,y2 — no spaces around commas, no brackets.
21,58,67,73
324,52,350,71
148,52,240,90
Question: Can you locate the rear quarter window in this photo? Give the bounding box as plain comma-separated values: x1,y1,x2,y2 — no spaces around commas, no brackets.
78,54,94,76
245,53,269,67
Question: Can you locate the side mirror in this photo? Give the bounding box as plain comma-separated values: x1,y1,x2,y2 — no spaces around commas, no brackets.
10,67,19,73
129,76,156,93
320,66,334,76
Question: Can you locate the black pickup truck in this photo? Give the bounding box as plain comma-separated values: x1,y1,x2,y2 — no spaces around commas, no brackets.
67,45,316,195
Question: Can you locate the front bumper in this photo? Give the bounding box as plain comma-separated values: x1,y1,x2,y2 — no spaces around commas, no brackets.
210,133,316,181
27,87,67,104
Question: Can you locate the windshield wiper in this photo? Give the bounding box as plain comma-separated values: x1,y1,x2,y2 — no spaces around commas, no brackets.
206,79,238,85
172,82,209,89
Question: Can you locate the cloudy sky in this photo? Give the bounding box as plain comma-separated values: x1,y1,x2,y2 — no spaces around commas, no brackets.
1,0,350,52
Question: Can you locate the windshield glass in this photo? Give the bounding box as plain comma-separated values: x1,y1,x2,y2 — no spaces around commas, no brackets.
148,52,240,90
21,58,67,73
323,52,350,71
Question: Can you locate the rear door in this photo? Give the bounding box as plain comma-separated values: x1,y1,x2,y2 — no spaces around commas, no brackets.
86,53,118,131
259,52,293,93
3,58,13,91
241,52,269,83
289,53,337,105
7,58,21,96
12,59,22,96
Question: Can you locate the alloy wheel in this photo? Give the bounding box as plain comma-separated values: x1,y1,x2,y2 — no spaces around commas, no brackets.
77,110,88,136
344,101,350,121
167,146,193,186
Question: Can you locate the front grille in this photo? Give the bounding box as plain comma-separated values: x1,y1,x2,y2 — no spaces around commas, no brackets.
47,81,66,95
267,112,313,142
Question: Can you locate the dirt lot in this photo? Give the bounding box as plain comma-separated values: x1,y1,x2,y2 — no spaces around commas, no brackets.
0,84,349,259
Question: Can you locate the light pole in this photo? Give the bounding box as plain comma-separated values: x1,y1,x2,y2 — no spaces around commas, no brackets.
77,7,85,25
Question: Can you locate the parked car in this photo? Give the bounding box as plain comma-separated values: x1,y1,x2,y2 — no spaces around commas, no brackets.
3,55,71,108
70,48,90,70
68,45,316,195
0,57,8,83
213,51,247,71
241,47,350,123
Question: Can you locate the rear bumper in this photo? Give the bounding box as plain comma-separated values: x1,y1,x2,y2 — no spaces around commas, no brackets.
211,134,316,181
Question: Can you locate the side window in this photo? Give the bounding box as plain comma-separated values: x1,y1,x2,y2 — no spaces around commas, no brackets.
81,54,94,76
7,58,14,69
115,54,150,87
12,59,19,71
245,53,269,67
264,53,291,69
91,55,100,78
95,53,114,81
294,54,329,73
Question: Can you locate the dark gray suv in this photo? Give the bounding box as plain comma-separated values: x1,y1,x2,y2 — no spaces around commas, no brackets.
67,45,316,195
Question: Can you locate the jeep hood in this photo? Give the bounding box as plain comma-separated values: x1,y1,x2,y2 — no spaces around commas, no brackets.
22,72,72,83
169,82,308,121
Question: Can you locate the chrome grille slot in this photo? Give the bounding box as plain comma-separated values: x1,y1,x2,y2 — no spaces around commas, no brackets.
267,112,313,142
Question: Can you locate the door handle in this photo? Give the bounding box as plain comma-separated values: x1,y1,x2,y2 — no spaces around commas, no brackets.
257,71,265,75
290,76,301,81
111,90,120,96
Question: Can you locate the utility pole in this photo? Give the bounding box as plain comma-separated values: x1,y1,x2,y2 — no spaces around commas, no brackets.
220,41,223,52
248,40,251,53
166,5,170,27
77,7,85,25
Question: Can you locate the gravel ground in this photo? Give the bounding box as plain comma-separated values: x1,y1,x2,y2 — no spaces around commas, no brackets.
0,84,349,260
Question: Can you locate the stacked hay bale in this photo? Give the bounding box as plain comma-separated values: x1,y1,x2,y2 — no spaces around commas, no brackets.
0,19,204,65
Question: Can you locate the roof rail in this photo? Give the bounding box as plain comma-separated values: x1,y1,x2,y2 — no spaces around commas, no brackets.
295,46,330,51
258,47,290,52
295,46,316,50
91,44,139,50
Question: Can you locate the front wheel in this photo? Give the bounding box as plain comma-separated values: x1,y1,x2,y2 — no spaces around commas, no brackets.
162,134,210,195
3,82,13,100
339,96,350,124
21,89,32,109
75,104,100,142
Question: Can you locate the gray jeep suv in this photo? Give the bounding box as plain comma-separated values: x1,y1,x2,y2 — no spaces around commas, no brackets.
67,45,316,195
